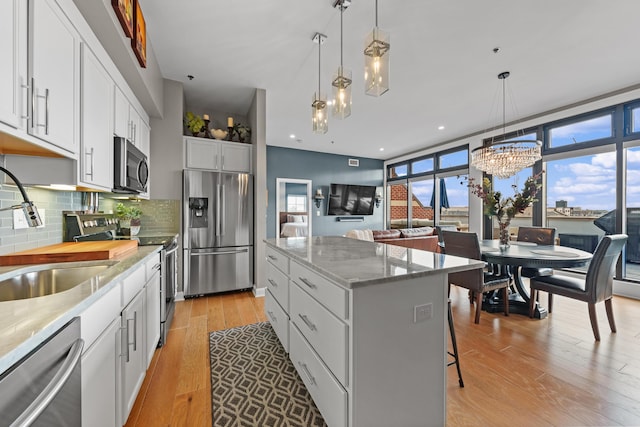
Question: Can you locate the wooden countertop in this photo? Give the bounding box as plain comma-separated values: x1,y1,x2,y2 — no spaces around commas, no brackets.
0,240,139,266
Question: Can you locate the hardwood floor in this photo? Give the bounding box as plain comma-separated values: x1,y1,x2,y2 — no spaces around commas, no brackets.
125,288,640,426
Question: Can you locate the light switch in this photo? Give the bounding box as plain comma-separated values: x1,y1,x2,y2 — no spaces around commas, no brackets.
413,303,433,323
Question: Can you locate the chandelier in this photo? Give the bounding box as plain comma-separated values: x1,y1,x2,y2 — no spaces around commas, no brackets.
471,71,541,179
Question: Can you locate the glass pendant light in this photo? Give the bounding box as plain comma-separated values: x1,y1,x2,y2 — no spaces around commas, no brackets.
364,0,390,96
332,0,352,119
312,33,328,134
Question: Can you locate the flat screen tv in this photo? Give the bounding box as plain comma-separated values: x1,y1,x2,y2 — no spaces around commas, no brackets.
327,183,376,216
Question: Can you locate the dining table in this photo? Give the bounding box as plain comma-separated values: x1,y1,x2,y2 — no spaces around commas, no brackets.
479,240,593,318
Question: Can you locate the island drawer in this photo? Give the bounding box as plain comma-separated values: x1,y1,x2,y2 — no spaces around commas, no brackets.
290,282,348,387
122,263,145,306
265,290,289,353
266,246,289,274
289,324,347,427
80,284,121,352
290,260,348,320
266,261,289,312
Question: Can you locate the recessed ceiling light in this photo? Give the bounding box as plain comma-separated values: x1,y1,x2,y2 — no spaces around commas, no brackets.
289,134,296,139
379,148,384,151
438,125,445,130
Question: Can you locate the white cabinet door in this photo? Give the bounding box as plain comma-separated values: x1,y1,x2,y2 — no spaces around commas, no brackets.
221,143,251,173
80,44,113,190
129,105,142,147
113,86,129,138
0,0,27,129
145,263,161,368
81,317,120,427
29,0,78,153
121,289,146,426
185,137,219,169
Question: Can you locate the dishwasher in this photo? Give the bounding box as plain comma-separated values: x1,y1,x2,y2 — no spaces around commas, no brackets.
0,317,83,427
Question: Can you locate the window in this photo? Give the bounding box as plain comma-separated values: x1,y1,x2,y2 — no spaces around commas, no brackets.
492,167,535,232
388,182,409,229
632,107,640,133
411,157,433,174
546,151,615,272
440,175,468,230
409,178,434,227
286,195,307,212
548,114,612,148
624,145,640,281
438,148,468,169
388,164,408,179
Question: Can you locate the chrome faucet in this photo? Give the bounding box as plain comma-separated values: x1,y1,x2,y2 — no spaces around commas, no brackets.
0,166,42,227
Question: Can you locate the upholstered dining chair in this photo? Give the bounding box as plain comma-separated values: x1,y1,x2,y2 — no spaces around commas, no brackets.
517,226,557,278
528,234,627,341
441,230,511,324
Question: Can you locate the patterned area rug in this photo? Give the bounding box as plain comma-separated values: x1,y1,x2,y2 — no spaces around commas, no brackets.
209,322,327,427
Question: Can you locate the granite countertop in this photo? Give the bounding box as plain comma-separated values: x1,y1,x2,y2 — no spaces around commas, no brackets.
0,245,161,373
265,236,484,288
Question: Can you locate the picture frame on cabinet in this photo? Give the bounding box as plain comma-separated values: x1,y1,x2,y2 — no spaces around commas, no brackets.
132,0,147,68
112,0,134,38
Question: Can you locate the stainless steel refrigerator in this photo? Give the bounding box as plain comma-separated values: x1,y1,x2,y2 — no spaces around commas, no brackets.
183,170,253,297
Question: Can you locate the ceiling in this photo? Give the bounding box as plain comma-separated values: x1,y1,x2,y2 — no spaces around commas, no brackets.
140,0,640,160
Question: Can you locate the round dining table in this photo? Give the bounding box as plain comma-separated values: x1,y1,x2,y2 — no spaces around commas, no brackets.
479,240,593,318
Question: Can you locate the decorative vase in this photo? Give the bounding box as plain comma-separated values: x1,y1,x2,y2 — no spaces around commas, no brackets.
130,219,141,236
498,217,511,249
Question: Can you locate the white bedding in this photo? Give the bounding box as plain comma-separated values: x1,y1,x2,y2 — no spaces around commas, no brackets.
281,222,309,237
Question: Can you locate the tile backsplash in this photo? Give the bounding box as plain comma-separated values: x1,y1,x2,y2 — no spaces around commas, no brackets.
0,186,81,255
0,185,181,255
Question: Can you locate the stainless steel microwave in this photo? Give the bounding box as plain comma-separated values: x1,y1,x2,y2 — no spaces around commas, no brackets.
114,137,148,194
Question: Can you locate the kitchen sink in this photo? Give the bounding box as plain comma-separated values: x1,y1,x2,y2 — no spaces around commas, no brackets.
0,261,119,302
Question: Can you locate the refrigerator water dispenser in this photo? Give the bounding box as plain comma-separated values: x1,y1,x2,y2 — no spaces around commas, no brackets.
189,197,208,228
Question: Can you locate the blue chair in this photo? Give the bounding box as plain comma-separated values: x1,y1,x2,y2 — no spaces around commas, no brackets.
529,234,627,341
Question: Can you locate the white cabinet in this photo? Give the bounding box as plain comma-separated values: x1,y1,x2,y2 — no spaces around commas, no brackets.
0,0,27,130
184,136,252,172
121,288,146,426
81,317,121,427
144,258,161,368
80,44,113,190
114,87,148,151
29,0,79,153
80,283,121,427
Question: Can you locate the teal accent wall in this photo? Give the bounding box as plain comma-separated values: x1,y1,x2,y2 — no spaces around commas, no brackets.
267,146,384,238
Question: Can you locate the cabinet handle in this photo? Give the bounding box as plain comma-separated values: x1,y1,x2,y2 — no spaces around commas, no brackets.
30,77,35,129
44,88,49,135
222,155,225,170
133,310,138,351
298,277,317,290
21,81,30,120
85,147,94,179
298,361,316,386
133,123,137,143
268,278,278,288
121,323,130,362
298,313,317,331
214,154,218,170
267,310,276,322
267,255,277,261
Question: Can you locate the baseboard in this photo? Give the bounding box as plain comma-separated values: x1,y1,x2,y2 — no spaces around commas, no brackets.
175,291,185,301
253,286,265,298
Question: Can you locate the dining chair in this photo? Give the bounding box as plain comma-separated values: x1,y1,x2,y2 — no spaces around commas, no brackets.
441,230,511,324
517,226,557,278
528,234,627,341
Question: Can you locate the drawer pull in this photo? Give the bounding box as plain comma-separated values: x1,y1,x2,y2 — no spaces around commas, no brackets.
298,361,317,385
267,310,277,322
267,255,277,261
298,314,317,331
299,277,317,290
268,278,278,288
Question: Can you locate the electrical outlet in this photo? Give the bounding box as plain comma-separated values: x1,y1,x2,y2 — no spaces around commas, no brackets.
316,210,320,216
413,303,433,323
14,208,45,229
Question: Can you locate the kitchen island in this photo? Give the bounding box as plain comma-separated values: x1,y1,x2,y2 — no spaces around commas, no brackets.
264,236,484,427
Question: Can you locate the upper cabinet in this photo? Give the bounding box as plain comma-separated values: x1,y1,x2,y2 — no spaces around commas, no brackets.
114,86,149,152
0,0,27,130
29,0,79,154
80,44,113,191
184,137,252,173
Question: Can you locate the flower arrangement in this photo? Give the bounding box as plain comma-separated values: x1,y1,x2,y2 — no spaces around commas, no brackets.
466,171,543,246
184,112,204,135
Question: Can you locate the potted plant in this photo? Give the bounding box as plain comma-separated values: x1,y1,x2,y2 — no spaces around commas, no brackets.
184,111,205,136
233,123,251,143
115,202,143,236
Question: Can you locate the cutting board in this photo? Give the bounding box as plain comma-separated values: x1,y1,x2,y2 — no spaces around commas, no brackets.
0,240,139,266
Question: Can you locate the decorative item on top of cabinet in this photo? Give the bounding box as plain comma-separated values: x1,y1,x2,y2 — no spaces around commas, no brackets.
184,111,204,137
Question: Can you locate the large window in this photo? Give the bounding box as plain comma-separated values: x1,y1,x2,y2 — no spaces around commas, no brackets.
625,145,640,280
286,195,307,212
492,167,534,236
547,113,613,148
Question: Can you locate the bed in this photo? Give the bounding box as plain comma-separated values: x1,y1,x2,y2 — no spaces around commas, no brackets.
279,212,309,237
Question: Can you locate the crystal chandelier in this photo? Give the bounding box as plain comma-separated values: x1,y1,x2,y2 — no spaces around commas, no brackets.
471,72,541,179
311,33,328,134
332,0,352,119
364,0,390,96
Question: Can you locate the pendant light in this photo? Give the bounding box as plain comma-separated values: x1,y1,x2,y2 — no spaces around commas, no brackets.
471,72,542,179
364,0,390,96
312,33,328,134
332,0,352,119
